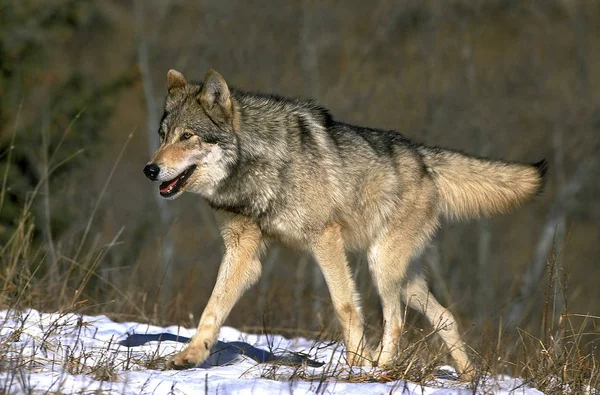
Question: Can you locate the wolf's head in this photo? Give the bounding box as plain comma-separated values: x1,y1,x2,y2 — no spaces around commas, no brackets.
143,69,238,200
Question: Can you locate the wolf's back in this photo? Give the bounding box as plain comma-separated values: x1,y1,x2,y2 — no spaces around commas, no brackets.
419,146,548,221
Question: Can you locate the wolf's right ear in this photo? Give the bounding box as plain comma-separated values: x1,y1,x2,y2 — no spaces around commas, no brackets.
198,69,233,125
167,69,187,93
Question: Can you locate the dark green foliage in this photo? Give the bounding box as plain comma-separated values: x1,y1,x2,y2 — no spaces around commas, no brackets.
0,0,135,245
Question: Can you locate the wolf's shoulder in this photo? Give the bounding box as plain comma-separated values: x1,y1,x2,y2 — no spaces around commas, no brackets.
231,88,332,123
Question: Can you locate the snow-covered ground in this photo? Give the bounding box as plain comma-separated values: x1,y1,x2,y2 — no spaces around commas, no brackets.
0,309,543,394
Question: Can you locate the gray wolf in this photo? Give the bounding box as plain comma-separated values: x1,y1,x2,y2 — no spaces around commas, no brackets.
143,69,547,380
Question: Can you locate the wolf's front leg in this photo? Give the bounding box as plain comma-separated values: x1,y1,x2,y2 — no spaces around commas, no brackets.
167,216,262,370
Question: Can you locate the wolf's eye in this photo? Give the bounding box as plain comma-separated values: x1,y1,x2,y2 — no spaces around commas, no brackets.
159,131,165,140
182,132,193,140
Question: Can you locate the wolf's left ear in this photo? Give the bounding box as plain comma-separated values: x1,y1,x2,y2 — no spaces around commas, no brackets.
167,69,187,93
198,69,233,125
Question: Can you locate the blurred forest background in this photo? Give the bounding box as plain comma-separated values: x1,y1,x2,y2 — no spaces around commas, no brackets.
1,0,599,363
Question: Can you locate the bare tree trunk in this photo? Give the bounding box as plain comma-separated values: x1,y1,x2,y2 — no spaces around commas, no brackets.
134,0,174,304
550,124,566,320
461,22,492,324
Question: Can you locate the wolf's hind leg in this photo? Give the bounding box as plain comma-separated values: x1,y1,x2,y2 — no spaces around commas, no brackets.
401,273,474,380
167,215,262,370
311,223,370,366
367,186,440,368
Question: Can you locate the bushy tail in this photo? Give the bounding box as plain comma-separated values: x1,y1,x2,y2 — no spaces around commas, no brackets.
419,146,548,221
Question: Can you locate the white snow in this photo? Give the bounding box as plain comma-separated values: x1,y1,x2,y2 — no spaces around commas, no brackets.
0,309,543,394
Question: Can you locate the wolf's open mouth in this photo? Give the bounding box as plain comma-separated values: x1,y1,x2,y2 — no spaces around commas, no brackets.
159,165,197,198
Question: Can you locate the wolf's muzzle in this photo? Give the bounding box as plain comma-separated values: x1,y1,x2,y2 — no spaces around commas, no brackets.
143,163,160,181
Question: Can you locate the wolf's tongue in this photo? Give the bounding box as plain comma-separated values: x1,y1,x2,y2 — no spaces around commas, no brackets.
159,178,178,193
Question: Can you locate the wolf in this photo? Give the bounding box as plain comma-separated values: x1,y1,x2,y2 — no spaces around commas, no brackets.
143,69,547,380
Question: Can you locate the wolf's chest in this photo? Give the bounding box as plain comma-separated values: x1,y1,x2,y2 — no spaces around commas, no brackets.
257,205,324,249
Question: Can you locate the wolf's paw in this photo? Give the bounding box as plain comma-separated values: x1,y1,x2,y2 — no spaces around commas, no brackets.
372,351,394,368
167,344,210,370
458,367,476,382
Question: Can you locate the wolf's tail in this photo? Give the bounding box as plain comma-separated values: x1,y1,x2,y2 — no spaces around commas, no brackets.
419,146,548,221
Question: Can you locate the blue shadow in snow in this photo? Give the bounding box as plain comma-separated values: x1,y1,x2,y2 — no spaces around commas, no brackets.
119,333,324,368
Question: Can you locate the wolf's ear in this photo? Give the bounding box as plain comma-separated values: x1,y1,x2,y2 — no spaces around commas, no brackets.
198,69,233,125
167,69,187,93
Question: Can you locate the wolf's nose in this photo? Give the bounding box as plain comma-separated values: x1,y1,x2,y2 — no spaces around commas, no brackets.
143,164,160,181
